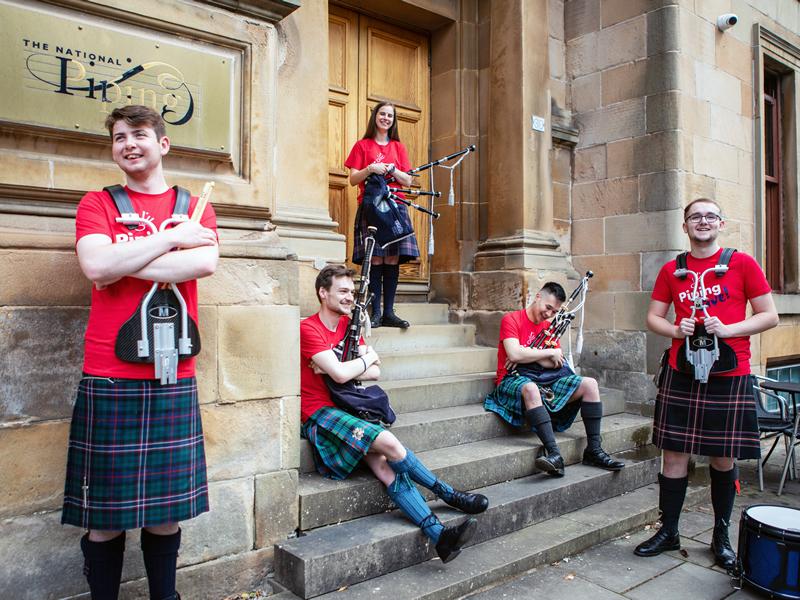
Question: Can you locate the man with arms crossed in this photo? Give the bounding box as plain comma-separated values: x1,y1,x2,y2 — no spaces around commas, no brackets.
635,198,778,571
61,105,218,599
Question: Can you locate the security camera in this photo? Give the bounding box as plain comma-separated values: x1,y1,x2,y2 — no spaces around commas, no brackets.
717,14,739,31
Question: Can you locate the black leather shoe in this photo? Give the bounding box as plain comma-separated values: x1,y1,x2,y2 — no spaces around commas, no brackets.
443,490,489,514
582,447,625,471
382,312,410,329
435,517,478,564
535,448,565,477
710,520,737,571
370,313,382,328
634,528,681,557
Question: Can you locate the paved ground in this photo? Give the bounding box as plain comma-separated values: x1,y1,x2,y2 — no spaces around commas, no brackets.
462,442,800,600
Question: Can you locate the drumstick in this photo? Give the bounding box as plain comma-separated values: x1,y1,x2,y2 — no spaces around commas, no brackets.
191,182,214,223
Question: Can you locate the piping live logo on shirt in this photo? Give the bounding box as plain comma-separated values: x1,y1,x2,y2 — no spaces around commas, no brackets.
115,212,155,244
678,281,731,306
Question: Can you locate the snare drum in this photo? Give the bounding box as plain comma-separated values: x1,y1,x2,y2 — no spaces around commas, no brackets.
738,505,800,599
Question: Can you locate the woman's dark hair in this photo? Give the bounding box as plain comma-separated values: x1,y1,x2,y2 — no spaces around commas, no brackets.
540,282,567,303
362,101,401,142
315,265,356,302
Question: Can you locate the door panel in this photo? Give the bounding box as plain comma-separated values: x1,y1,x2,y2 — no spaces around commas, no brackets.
328,6,430,282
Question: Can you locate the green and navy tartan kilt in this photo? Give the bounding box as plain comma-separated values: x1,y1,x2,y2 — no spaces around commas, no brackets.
61,376,209,530
484,372,583,432
653,366,760,459
352,202,420,265
302,406,384,480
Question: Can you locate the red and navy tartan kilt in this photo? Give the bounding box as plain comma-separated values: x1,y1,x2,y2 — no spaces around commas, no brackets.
352,202,420,265
653,366,760,459
484,372,583,432
61,376,209,530
302,406,384,480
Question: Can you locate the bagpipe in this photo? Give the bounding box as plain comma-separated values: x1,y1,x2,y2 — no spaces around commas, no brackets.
361,145,476,249
109,182,214,384
513,271,593,384
324,227,396,426
672,249,738,383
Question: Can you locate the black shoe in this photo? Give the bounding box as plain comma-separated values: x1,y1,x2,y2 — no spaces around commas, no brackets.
535,448,565,477
382,312,410,328
582,447,625,471
634,527,681,557
435,517,478,564
443,490,489,514
370,313,382,328
710,520,737,571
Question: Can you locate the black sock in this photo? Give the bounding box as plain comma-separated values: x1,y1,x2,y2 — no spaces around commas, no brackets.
525,406,559,454
81,532,126,600
580,401,603,451
141,528,181,600
658,473,688,534
369,264,384,316
710,464,737,525
382,264,400,315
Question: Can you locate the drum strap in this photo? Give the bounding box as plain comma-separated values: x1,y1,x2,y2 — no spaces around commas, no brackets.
104,185,191,227
675,248,737,278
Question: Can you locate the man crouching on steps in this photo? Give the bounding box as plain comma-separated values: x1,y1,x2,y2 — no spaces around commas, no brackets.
300,265,489,563
484,282,624,477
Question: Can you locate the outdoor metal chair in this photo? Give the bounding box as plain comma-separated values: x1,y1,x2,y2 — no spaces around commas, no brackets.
752,376,800,495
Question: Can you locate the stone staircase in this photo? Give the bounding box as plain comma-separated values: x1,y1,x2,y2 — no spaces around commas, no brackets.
273,303,690,599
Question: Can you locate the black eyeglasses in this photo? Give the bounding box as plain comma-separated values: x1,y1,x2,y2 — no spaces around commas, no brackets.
685,213,722,224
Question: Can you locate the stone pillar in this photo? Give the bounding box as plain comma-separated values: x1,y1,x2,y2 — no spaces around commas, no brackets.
471,0,575,319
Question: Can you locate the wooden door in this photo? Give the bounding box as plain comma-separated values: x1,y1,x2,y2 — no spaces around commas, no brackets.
328,6,431,283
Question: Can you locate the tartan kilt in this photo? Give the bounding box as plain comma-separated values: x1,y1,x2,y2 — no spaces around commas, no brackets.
653,366,760,459
352,202,420,265
302,406,384,480
484,372,583,432
61,376,209,530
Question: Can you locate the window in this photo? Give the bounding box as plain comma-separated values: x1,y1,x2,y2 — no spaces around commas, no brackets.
763,68,783,290
765,360,800,412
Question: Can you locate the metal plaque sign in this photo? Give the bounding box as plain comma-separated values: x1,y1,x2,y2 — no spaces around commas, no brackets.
1,0,241,156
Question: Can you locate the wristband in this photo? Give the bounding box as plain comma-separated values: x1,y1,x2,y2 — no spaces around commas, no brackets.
387,163,396,175
359,356,368,373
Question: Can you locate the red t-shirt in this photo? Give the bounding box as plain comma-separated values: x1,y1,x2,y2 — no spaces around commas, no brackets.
651,248,771,376
494,309,558,385
344,138,411,204
75,187,217,379
300,314,349,422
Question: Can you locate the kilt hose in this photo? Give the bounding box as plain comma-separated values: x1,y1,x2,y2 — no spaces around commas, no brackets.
62,376,209,530
352,202,420,265
484,372,583,432
302,406,385,480
653,366,760,459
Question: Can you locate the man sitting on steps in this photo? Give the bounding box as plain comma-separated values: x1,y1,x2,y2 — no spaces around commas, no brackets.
484,281,625,477
300,264,489,564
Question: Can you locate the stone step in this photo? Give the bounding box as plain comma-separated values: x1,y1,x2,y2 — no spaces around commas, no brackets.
303,481,711,600
366,323,476,352
367,372,496,414
391,303,450,325
378,347,497,381
299,388,632,474
274,450,661,598
298,413,652,530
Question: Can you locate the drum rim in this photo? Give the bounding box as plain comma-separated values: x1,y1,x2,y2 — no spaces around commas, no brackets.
741,576,800,600
742,503,800,543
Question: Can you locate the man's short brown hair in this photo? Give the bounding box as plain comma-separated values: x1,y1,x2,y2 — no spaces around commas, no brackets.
684,198,723,220
315,264,356,302
105,105,166,140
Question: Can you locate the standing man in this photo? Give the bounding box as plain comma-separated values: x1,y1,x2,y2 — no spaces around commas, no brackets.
61,105,218,599
484,282,625,477
301,265,488,565
635,198,778,571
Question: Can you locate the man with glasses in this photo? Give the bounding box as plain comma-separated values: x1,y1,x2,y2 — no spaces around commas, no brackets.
635,198,778,571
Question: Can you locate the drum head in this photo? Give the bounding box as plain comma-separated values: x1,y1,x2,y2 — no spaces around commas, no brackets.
746,505,800,533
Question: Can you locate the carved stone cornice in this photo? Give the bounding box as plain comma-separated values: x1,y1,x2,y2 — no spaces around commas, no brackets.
195,0,300,23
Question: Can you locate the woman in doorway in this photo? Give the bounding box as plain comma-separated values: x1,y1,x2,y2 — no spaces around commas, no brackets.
345,101,419,329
